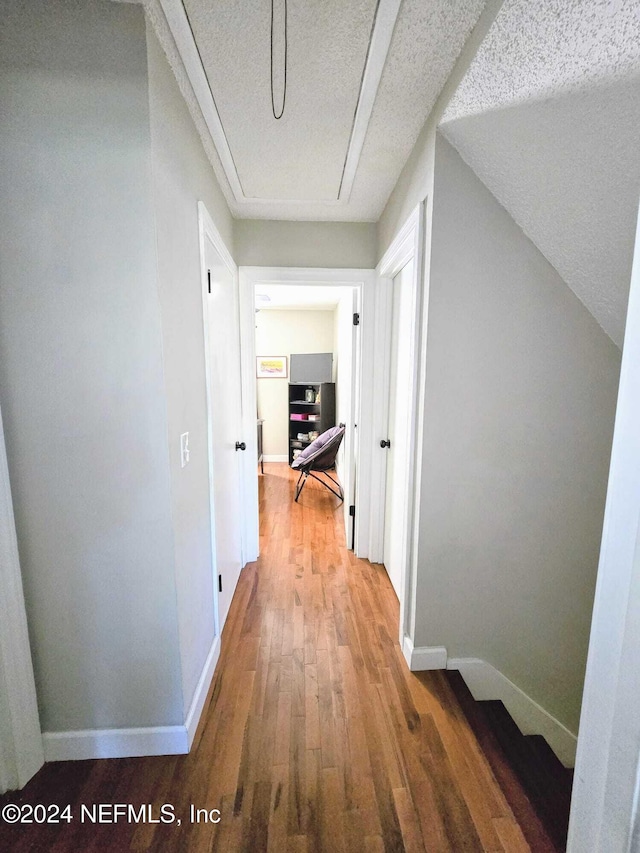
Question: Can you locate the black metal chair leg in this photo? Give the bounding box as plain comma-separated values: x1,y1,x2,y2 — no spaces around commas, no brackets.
323,470,344,500
295,470,308,502
308,471,344,502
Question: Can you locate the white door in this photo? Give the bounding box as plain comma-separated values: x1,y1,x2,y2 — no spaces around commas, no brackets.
335,289,359,547
204,233,244,631
383,259,414,598
346,288,360,549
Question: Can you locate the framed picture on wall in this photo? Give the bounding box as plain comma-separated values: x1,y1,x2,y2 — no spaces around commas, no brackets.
256,356,288,378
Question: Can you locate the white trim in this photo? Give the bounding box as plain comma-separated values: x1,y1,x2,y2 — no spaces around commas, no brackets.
238,271,260,563
262,454,288,463
197,200,235,277
401,639,578,766
239,266,376,560
353,271,377,558
339,0,402,202
378,205,421,278
447,658,577,768
157,0,401,209
158,0,244,200
376,204,426,652
43,726,188,762
0,404,43,793
567,201,640,851
402,636,447,671
184,635,220,747
43,633,222,763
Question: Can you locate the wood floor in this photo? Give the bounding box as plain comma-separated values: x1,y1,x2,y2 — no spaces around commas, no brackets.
2,463,541,852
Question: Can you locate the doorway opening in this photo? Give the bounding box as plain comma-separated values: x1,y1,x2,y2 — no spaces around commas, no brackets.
253,284,357,544
238,267,377,565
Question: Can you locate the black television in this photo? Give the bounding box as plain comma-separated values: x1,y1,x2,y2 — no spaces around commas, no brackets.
290,352,333,384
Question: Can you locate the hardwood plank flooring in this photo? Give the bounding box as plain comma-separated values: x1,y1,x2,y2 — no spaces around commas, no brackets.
1,463,541,851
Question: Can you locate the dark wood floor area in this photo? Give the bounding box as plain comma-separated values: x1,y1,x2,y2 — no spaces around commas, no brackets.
2,463,546,851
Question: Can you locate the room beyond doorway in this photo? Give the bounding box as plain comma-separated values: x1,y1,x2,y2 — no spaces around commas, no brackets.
238,267,378,563
256,283,356,547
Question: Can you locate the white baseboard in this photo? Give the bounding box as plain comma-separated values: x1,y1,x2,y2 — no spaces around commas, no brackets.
263,454,288,463
43,725,189,762
447,657,577,768
185,635,220,747
402,636,447,670
43,636,222,762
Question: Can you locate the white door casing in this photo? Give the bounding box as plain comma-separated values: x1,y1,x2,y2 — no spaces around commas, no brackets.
198,202,245,634
238,267,376,560
334,288,359,547
0,402,43,794
376,203,427,649
383,258,415,598
567,200,640,852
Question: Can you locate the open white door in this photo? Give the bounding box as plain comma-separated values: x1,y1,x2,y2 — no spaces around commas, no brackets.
375,203,425,648
383,258,415,598
199,204,245,633
334,288,359,547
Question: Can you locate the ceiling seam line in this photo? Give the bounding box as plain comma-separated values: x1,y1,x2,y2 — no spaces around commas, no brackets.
337,0,382,201
179,0,248,198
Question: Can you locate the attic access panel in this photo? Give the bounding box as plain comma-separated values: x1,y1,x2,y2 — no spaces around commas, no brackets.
181,0,378,201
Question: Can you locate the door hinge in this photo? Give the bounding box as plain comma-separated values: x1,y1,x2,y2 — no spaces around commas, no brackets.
207,269,211,294
218,574,222,593
349,505,356,517
353,312,360,326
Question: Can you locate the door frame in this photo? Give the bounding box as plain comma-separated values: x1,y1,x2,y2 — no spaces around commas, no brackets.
0,403,43,793
376,202,427,651
238,266,376,561
567,202,640,851
197,201,247,639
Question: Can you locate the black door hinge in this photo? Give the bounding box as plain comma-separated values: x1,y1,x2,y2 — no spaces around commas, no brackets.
218,574,222,593
207,269,212,294
349,505,356,551
353,312,360,326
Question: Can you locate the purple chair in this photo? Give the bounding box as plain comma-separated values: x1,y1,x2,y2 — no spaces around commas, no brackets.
291,425,345,502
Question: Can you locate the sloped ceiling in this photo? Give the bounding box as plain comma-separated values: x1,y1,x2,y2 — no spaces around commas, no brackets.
149,0,486,220
441,0,640,347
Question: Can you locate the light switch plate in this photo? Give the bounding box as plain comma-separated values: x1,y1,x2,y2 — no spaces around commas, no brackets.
180,432,190,468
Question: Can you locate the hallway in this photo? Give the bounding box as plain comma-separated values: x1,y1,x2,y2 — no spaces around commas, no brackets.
2,464,542,852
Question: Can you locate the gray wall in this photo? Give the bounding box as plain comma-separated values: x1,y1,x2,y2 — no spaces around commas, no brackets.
0,0,183,730
415,136,621,732
255,310,337,456
146,22,234,712
235,220,377,269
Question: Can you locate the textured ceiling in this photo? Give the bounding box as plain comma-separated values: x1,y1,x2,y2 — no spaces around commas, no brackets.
346,0,486,220
441,0,640,347
182,0,377,201
444,0,640,123
149,0,486,220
